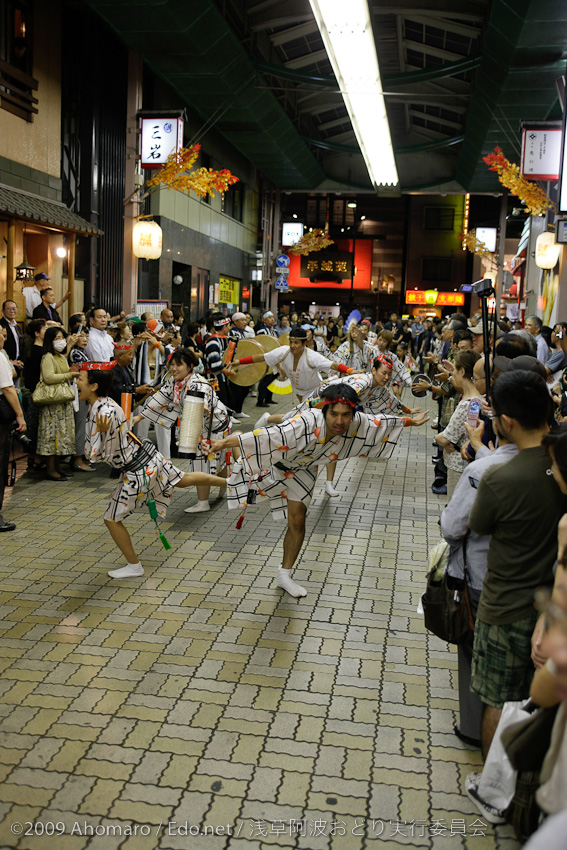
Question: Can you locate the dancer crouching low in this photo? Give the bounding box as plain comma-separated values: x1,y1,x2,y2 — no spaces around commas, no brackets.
210,383,428,598
77,365,226,579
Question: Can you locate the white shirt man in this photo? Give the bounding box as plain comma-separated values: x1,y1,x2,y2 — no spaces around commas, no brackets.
85,308,115,362
22,273,51,318
525,315,549,363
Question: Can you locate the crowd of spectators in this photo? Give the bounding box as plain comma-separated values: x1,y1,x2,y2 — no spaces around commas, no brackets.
417,310,567,843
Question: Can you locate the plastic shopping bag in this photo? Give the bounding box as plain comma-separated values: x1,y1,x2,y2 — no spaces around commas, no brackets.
478,700,531,811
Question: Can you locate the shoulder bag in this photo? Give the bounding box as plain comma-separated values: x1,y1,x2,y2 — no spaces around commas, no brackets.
422,535,474,644
33,355,74,405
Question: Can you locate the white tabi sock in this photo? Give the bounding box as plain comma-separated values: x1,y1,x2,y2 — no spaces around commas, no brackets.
108,563,144,579
184,500,210,513
325,481,339,497
255,411,270,429
277,568,307,598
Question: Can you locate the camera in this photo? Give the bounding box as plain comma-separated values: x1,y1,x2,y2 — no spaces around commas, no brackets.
471,278,495,296
10,427,32,452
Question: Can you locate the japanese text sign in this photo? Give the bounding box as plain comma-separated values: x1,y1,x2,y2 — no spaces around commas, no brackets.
141,118,184,169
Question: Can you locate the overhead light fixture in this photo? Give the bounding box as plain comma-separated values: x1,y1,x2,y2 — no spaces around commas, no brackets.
309,0,398,188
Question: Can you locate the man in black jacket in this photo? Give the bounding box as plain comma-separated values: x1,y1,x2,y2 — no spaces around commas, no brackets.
32,287,63,324
1,300,25,380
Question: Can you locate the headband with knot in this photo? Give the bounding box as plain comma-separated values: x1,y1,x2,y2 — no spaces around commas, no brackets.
213,317,230,329
321,396,357,410
79,360,116,371
376,353,394,370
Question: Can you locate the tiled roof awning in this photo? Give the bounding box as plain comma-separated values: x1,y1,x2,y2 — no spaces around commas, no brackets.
0,184,103,236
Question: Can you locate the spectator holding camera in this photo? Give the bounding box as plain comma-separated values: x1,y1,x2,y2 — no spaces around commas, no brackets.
0,325,26,531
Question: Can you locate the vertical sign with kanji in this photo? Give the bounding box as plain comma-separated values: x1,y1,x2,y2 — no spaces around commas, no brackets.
141,118,184,169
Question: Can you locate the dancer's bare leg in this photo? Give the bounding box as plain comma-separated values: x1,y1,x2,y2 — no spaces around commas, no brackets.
182,470,227,513
105,519,144,578
105,519,138,563
277,500,308,598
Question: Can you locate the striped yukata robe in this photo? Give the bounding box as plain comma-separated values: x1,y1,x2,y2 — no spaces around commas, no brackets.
331,339,379,371
139,374,232,474
389,352,412,387
283,374,408,421
227,408,405,521
85,397,184,522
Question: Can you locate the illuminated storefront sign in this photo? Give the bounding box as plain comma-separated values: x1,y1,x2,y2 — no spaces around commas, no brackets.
141,118,184,169
300,251,353,280
218,275,240,304
405,290,465,306
521,128,561,180
282,222,304,246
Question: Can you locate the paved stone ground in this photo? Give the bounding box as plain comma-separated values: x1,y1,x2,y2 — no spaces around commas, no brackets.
0,390,520,850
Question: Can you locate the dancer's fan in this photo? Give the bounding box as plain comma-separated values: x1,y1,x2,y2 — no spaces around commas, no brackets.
345,309,361,330
267,376,293,395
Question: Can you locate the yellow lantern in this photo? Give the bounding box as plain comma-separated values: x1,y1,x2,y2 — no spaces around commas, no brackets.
133,220,163,260
424,289,438,305
535,232,560,270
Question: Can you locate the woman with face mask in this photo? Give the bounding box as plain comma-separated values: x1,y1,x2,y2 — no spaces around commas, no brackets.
36,327,79,481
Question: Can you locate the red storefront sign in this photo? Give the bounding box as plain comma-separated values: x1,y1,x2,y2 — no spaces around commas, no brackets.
405,290,465,306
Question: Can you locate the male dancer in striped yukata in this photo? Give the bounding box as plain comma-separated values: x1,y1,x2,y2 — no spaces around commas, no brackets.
210,383,428,598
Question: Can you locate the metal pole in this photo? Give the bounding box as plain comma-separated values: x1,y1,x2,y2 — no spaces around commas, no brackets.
350,228,356,307
494,190,508,322
6,218,15,302
68,234,76,317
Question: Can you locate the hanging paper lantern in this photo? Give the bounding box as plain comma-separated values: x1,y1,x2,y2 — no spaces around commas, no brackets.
424,290,438,305
535,232,561,270
133,220,163,260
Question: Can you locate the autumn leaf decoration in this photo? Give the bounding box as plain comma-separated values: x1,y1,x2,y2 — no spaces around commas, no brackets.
483,147,554,217
146,144,238,199
290,228,334,256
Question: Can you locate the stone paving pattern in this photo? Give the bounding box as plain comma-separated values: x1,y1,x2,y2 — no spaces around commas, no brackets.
0,392,520,849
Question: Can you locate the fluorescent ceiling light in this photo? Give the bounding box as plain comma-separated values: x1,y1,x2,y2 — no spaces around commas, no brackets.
309,0,398,188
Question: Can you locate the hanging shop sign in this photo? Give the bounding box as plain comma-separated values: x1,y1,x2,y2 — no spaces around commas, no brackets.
300,251,353,280
218,275,240,304
521,128,562,180
405,290,465,306
282,222,304,246
141,118,184,169
475,227,497,253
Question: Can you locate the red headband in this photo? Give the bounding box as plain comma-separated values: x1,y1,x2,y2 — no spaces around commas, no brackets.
113,342,133,350
79,360,116,371
376,353,394,370
321,396,357,410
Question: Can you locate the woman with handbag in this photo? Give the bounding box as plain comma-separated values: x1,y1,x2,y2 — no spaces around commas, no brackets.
35,327,79,481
